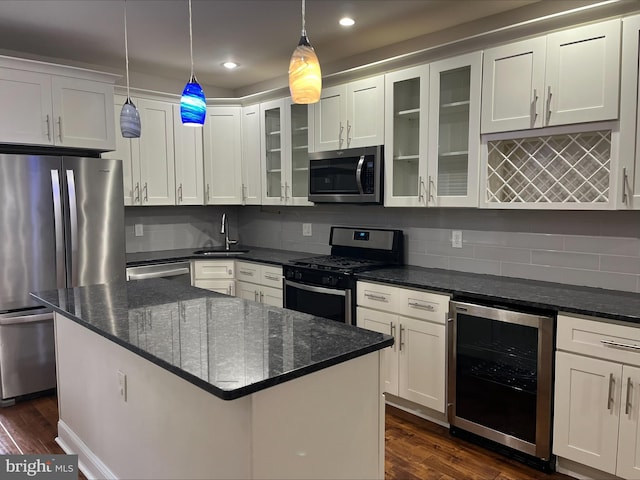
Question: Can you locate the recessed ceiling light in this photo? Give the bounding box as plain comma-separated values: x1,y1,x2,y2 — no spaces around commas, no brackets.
339,17,355,27
222,61,239,69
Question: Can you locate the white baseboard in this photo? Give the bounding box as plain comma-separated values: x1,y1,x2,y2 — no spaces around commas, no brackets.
555,457,619,480
56,420,117,480
385,395,449,427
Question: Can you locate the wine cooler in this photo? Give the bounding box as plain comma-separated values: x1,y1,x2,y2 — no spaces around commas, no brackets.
448,301,555,469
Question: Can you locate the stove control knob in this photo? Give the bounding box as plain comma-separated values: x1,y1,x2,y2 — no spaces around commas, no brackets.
285,270,293,279
321,276,330,285
330,277,339,287
294,271,303,280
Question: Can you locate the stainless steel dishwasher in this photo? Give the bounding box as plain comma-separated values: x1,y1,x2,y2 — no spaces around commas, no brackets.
126,261,191,284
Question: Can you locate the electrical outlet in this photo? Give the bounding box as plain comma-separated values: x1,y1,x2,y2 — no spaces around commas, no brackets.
302,223,312,237
118,370,127,402
452,230,463,248
134,224,144,237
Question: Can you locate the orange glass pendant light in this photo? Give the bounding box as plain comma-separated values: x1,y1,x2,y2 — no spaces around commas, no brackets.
288,0,321,104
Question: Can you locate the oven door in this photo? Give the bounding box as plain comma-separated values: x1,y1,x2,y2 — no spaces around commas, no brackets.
284,280,352,324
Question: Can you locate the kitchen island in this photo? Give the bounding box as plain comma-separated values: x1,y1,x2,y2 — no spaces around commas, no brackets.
31,279,392,480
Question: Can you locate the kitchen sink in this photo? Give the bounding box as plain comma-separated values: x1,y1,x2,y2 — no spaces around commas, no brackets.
193,248,249,256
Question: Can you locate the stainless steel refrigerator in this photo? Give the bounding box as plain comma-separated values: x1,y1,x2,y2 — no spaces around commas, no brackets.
0,154,126,403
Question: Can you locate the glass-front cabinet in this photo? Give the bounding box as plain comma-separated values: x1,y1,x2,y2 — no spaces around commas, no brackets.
384,52,481,207
428,51,482,207
384,65,429,207
260,98,312,206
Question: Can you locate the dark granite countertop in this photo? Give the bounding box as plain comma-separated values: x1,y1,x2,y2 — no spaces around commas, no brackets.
356,266,640,324
30,279,393,400
126,246,311,267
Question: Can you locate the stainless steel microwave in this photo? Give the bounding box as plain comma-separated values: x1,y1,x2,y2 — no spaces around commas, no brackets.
308,145,383,204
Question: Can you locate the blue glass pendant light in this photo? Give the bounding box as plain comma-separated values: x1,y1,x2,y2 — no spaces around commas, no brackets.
180,0,206,126
120,0,141,138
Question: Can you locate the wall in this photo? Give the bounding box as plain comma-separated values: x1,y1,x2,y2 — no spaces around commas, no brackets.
238,205,640,294
124,206,238,253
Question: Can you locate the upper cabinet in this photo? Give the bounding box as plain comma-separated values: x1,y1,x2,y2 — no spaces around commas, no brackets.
384,52,481,208
481,19,621,134
0,57,117,150
240,104,262,205
203,105,243,205
427,52,482,207
619,13,640,210
384,65,429,207
310,75,384,152
173,105,204,205
260,98,312,206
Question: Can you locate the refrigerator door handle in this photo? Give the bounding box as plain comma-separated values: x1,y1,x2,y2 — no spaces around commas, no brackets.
66,169,79,287
50,170,65,288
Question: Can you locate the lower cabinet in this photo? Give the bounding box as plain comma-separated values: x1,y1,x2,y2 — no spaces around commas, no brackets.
356,281,449,413
235,261,283,307
191,260,235,296
554,314,640,479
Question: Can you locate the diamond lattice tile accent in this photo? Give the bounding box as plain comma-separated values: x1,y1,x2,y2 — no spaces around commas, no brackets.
486,131,611,204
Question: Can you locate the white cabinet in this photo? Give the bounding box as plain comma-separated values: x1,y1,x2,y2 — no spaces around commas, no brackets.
173,105,204,205
240,104,262,205
191,260,235,296
356,281,449,412
620,14,640,210
0,59,116,150
427,52,482,207
311,75,384,152
481,19,621,133
554,314,640,479
103,94,176,206
203,105,243,205
384,65,429,207
236,261,283,307
261,98,312,206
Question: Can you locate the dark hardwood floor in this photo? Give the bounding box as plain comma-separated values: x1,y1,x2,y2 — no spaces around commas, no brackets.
0,394,572,480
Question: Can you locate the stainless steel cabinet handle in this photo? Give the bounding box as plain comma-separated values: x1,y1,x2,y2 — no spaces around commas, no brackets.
206,184,210,203
339,121,344,149
284,181,289,201
178,183,183,203
239,270,254,276
280,184,285,201
626,377,633,415
622,168,629,205
260,291,264,302
418,175,424,202
134,182,140,204
57,116,63,142
143,182,148,202
607,373,615,411
601,339,640,351
408,300,435,311
364,292,388,302
531,88,538,124
264,274,280,281
546,86,552,124
242,184,247,204
428,175,435,202
254,291,259,302
346,120,352,147
390,322,396,351
399,325,405,351
45,114,51,141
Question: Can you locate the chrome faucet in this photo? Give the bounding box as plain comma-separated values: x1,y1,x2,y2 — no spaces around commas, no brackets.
220,213,238,251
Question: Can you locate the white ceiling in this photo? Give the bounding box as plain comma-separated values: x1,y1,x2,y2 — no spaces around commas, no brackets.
0,1,630,97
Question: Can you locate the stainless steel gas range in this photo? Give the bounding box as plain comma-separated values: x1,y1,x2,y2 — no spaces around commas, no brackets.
283,226,403,325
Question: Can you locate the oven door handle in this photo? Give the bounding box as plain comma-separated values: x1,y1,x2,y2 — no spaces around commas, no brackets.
285,280,346,297
355,155,365,194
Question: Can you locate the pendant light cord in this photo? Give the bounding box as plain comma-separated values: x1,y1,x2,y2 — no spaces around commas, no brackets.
124,0,131,98
188,0,194,78
301,0,306,36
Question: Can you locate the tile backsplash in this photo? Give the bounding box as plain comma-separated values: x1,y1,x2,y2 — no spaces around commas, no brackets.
238,205,640,293
125,204,640,293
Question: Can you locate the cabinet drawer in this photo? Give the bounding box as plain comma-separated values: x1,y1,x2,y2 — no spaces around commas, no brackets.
192,260,234,280
557,313,640,366
235,261,260,283
260,265,283,289
398,289,449,324
357,281,399,312
193,279,235,296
